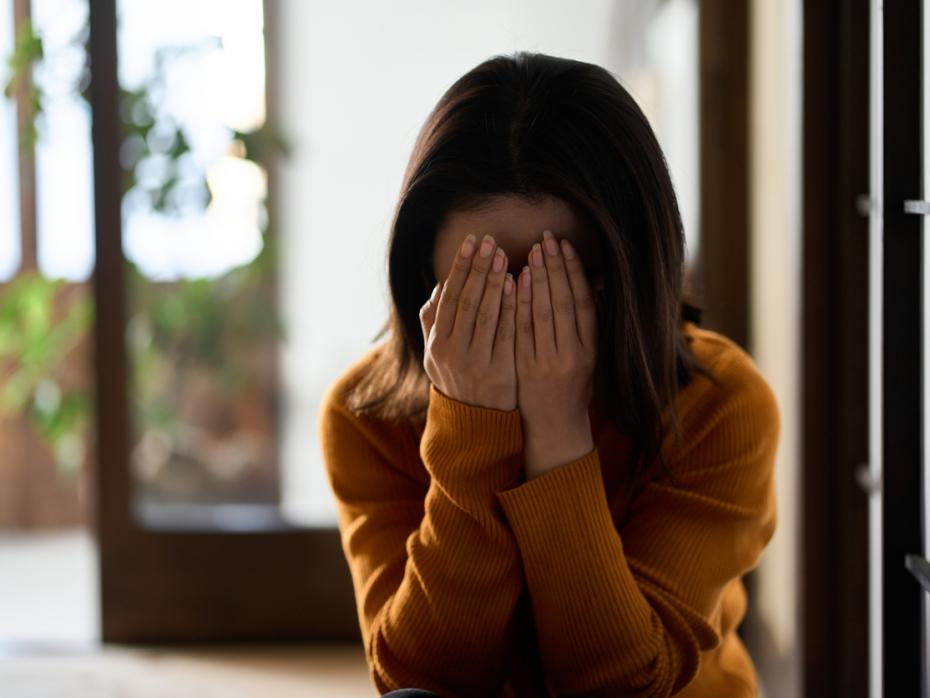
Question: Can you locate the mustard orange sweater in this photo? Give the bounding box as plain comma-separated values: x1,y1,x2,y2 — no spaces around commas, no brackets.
318,322,780,697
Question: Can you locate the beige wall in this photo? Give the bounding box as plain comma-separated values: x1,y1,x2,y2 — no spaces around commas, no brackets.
749,0,803,695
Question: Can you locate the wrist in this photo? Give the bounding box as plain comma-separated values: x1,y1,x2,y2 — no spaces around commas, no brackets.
523,420,594,480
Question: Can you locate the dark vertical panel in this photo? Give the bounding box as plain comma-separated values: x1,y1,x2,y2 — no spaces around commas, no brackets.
801,0,842,692
697,0,749,349
87,0,134,638
802,0,870,695
882,0,923,693
834,0,870,691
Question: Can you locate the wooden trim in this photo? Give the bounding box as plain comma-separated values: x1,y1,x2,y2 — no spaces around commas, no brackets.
697,0,750,349
12,0,36,272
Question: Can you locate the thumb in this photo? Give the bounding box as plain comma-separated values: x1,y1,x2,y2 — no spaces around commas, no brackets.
420,280,442,342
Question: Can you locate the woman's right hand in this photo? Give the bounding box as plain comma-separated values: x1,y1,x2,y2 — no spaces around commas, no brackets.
419,233,518,411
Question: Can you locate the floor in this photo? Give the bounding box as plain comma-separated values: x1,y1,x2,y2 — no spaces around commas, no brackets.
0,644,374,697
0,529,373,697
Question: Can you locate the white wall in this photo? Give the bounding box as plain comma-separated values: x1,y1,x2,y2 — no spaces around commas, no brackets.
273,0,699,524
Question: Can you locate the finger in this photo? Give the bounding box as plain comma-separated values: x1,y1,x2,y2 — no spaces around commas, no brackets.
492,272,517,364
515,265,534,362
419,280,441,344
472,246,508,360
434,233,477,339
452,233,496,350
529,242,556,359
560,238,598,349
541,229,578,352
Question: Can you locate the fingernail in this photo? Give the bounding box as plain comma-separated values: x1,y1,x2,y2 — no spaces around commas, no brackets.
479,234,495,258
521,265,531,287
504,273,514,295
561,239,576,259
542,229,559,256
461,234,476,258
430,282,440,300
531,243,544,268
492,248,505,272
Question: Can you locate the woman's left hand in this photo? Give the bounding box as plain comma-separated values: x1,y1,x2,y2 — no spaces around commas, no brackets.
516,229,599,480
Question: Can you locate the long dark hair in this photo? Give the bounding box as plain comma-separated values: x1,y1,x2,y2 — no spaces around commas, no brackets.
344,51,720,508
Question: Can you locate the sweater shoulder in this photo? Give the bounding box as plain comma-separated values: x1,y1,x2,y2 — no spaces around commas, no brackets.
677,323,780,444
684,322,773,392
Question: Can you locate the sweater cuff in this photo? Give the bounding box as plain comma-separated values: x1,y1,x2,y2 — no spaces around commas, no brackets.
494,447,625,573
495,446,607,525
494,447,654,637
419,383,524,491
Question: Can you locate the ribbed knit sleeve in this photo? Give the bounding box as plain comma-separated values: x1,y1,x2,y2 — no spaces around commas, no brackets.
319,382,525,697
494,361,780,697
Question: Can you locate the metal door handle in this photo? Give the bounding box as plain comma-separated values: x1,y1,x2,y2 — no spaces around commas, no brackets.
905,554,930,594
904,200,930,215
855,462,881,494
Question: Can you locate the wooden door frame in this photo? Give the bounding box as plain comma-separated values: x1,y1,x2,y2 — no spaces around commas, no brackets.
89,0,357,643
801,0,871,695
696,0,750,350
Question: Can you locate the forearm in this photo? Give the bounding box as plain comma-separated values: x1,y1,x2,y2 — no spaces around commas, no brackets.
495,448,700,696
366,384,526,693
368,477,523,694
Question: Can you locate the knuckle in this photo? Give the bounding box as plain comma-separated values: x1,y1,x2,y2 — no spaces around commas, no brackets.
566,349,585,369
470,257,491,274
459,294,477,312
453,257,472,274
554,297,574,314
430,338,447,358
518,319,534,335
496,322,514,342
575,292,596,311
475,307,493,327
548,357,567,376
536,307,552,325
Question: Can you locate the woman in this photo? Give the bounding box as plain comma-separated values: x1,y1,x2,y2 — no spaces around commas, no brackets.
318,51,780,698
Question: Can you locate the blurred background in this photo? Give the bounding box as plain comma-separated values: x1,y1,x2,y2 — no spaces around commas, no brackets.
0,0,925,696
